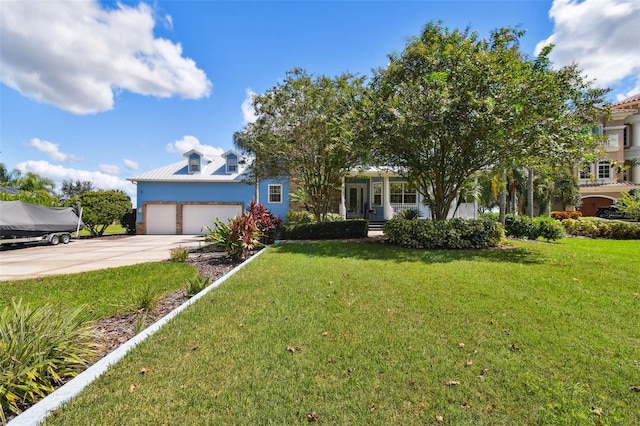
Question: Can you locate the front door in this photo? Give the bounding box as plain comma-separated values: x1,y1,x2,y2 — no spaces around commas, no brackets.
346,184,367,218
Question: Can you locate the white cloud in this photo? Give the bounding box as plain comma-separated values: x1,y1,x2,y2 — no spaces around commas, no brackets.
0,1,211,115
536,0,640,94
28,138,82,163
99,164,121,175
123,159,141,170
242,89,258,125
166,135,224,157
164,14,174,30
15,160,136,206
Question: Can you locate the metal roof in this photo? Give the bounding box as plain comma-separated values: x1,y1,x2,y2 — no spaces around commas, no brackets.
128,156,252,183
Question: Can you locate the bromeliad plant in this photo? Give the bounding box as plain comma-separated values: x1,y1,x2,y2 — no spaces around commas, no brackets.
0,299,95,423
203,203,280,260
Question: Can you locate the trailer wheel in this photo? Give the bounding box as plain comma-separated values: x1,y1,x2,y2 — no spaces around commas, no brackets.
50,235,60,245
61,234,71,244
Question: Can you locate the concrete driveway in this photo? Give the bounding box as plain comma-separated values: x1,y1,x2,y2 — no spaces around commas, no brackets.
0,235,206,281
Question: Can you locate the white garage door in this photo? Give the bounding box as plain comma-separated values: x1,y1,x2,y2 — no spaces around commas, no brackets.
182,204,243,235
146,204,177,235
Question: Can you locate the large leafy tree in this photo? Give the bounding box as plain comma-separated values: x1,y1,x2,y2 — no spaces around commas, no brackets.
12,172,56,194
616,189,640,221
234,68,367,222
0,163,21,185
368,23,608,220
68,190,131,236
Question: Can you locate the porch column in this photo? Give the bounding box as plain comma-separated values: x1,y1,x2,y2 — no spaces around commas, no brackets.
383,176,393,220
627,116,640,183
339,176,346,218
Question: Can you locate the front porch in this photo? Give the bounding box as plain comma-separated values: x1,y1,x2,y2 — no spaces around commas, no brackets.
339,174,477,221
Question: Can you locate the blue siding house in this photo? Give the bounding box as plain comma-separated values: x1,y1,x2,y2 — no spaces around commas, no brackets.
128,149,288,235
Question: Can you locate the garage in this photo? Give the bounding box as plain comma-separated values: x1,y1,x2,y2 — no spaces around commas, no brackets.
182,204,243,234
146,204,177,234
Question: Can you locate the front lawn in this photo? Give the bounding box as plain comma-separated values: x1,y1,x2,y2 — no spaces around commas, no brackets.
41,238,640,425
0,262,196,319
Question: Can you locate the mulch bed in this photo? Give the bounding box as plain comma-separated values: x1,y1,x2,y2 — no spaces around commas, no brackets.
90,247,243,359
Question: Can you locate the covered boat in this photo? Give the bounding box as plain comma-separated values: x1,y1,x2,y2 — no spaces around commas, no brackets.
0,200,83,238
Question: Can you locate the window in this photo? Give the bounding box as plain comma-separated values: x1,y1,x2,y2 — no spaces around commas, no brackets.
268,184,282,203
597,161,611,180
579,163,591,180
227,157,238,173
372,182,382,206
189,154,200,173
390,182,416,203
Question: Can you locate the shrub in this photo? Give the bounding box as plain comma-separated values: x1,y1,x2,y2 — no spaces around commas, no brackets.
504,215,536,239
397,208,422,220
203,215,261,260
169,246,190,262
282,220,368,240
246,201,282,244
1,300,94,421
534,216,566,241
478,212,499,221
186,274,211,297
286,210,315,224
383,218,504,249
120,209,137,235
322,213,344,222
561,217,640,240
550,211,582,220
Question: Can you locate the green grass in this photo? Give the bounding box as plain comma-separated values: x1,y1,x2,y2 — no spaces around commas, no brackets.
0,262,197,319
36,239,640,424
77,224,126,237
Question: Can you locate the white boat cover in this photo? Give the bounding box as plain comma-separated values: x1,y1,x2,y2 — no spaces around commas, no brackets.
0,200,83,237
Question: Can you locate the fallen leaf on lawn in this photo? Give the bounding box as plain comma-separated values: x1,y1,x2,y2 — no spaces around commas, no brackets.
307,412,320,422
458,343,465,348
287,346,301,353
510,343,521,351
631,386,640,392
127,384,137,393
503,329,510,335
435,414,444,422
590,406,603,416
481,368,489,374
192,344,199,351
446,380,460,386
321,331,328,337
465,360,473,366
140,367,149,375
633,293,639,299
370,403,376,411
489,319,496,325
478,375,484,381
461,403,471,409
572,278,579,282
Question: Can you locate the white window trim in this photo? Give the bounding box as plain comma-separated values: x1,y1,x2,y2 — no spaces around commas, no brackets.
226,157,238,174
597,161,612,180
268,184,283,204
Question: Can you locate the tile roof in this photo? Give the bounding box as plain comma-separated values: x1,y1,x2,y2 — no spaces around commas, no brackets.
580,180,640,188
612,93,640,109
128,156,251,182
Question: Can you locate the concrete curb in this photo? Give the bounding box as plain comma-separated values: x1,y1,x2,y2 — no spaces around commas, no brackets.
9,248,267,426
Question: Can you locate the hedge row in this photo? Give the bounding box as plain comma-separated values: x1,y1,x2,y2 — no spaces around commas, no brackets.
504,215,566,241
281,219,368,240
550,211,582,220
561,217,640,240
383,218,504,249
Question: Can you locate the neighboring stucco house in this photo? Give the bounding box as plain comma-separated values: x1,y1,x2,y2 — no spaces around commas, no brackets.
128,150,288,235
577,93,640,216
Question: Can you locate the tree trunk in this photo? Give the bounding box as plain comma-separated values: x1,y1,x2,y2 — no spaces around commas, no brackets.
528,168,534,218
499,172,507,225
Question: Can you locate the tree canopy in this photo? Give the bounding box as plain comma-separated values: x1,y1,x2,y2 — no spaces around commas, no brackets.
234,68,367,221
67,190,131,236
60,179,95,200
367,22,608,220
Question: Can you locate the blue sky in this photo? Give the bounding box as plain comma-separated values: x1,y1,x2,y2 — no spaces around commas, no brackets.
1,0,639,206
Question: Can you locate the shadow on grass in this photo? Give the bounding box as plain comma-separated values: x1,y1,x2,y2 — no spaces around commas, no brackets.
272,240,543,266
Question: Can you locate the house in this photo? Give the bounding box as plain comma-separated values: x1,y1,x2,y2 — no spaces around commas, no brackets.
577,94,640,216
129,149,477,235
128,150,288,235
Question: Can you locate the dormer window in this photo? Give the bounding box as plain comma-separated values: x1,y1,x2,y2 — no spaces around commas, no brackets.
189,154,200,173
226,156,238,173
